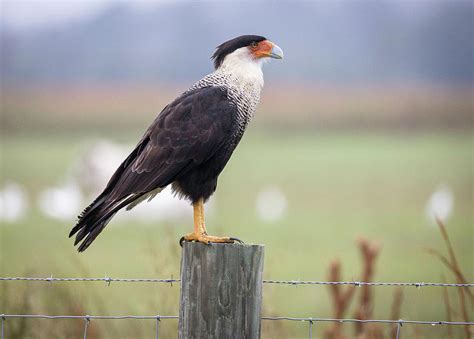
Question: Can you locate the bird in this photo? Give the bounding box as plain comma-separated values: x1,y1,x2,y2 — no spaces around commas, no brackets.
69,35,283,252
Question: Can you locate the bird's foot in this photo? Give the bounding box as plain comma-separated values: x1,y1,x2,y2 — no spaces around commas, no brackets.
179,232,243,246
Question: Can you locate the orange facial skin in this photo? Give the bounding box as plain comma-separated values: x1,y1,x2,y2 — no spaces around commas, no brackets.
250,40,274,58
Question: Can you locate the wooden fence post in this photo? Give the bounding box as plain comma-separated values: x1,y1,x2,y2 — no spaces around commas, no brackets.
179,242,265,339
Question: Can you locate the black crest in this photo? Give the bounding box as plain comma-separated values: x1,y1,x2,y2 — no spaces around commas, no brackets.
211,35,267,69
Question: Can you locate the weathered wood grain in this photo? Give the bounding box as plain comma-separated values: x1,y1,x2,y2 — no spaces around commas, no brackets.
179,242,265,339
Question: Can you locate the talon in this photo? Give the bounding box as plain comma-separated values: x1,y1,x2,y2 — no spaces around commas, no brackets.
180,198,240,246
181,232,234,245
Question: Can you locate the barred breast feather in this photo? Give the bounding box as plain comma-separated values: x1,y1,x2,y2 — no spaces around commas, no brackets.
70,76,260,251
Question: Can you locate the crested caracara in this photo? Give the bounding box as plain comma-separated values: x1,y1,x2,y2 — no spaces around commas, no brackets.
69,35,283,251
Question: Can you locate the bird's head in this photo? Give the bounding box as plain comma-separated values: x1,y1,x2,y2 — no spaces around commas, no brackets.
212,35,283,71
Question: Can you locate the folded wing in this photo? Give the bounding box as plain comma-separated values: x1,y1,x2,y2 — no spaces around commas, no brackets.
69,86,235,251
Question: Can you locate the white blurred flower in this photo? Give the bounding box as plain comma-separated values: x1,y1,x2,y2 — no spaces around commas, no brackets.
72,140,127,196
116,186,193,224
0,182,28,222
425,185,454,225
256,186,288,223
35,140,216,224
38,181,83,220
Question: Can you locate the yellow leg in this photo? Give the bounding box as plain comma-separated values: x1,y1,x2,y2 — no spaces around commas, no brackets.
180,198,241,245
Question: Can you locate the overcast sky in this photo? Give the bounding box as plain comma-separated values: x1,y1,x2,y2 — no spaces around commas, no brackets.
1,0,461,31
1,0,174,30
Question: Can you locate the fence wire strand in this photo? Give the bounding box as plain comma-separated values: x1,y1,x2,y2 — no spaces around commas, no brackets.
259,316,472,325
2,276,473,338
82,316,89,339
2,314,473,325
155,317,160,339
1,276,472,288
396,321,402,339
1,314,472,339
0,314,178,320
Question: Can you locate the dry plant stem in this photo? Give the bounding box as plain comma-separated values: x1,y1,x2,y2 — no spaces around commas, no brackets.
412,325,422,339
353,238,380,336
435,219,471,339
390,288,403,339
435,218,473,303
425,248,471,295
456,288,470,339
325,238,382,339
442,276,454,339
325,259,355,339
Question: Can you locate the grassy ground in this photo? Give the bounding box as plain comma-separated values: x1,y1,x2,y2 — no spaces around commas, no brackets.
1,129,472,338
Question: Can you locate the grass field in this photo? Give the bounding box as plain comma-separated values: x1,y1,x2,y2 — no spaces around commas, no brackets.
1,129,472,338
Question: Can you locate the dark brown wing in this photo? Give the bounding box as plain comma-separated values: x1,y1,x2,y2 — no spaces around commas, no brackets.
69,86,235,251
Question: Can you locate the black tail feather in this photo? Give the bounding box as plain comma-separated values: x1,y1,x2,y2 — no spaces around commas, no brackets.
70,194,144,252
76,214,116,252
69,195,106,238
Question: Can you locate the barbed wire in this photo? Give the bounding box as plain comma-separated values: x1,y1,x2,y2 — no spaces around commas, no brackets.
262,280,473,288
2,277,472,338
260,316,473,325
0,276,179,286
1,314,472,339
1,276,472,288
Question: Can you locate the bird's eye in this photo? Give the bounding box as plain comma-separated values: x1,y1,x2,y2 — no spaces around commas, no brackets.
250,41,258,49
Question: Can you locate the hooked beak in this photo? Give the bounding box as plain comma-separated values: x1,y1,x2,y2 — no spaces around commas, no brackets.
269,43,284,59
254,40,284,60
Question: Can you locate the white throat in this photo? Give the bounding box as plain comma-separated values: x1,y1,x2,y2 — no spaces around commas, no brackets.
218,47,264,90
188,46,266,130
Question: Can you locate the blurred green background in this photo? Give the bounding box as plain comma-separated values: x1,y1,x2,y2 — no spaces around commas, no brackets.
1,1,473,338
